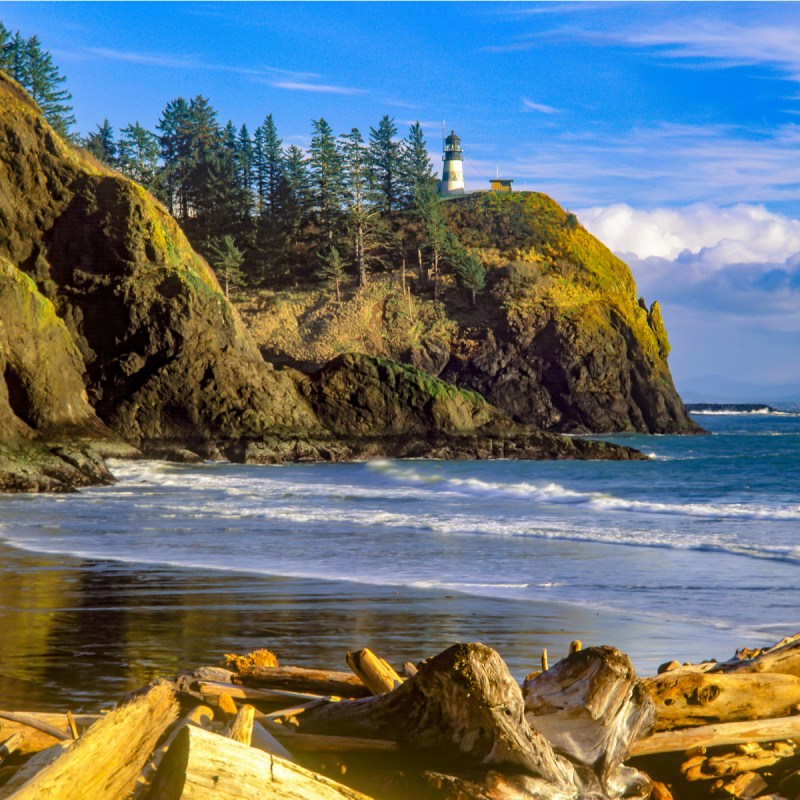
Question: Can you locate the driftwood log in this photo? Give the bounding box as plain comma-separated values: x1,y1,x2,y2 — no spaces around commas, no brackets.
234,665,371,699
643,670,800,730
0,681,178,800
145,723,374,800
712,634,800,677
523,646,654,799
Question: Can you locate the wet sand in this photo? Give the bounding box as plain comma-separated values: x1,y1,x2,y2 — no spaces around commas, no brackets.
0,542,747,712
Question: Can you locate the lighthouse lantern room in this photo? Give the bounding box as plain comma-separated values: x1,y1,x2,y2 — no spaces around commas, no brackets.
437,130,465,197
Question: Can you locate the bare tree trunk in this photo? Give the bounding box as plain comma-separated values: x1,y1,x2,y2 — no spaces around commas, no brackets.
356,219,367,288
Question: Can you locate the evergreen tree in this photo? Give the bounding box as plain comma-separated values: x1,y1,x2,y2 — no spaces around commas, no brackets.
118,122,160,191
308,117,345,246
414,183,449,300
84,118,117,166
252,124,266,214
23,35,75,137
401,121,436,208
455,252,486,306
157,97,192,219
368,115,402,214
340,128,369,287
236,123,254,221
0,22,12,70
6,31,27,83
263,115,284,217
281,143,310,245
208,235,245,299
317,245,345,302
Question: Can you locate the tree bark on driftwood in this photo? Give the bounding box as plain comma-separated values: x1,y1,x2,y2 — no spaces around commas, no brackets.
145,723,374,800
643,670,800,730
0,680,178,800
293,643,578,791
522,645,655,799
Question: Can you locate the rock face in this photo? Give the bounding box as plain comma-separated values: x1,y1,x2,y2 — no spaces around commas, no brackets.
0,73,643,489
440,193,701,434
241,195,700,435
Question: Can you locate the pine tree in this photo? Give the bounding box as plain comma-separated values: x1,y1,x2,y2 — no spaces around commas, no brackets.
455,252,486,306
208,235,245,299
368,115,403,214
261,114,284,217
316,245,345,302
340,128,369,287
6,31,27,83
308,118,345,246
84,118,117,166
23,35,75,137
118,122,160,191
0,22,12,70
236,123,254,221
401,121,436,208
157,97,192,219
414,183,449,300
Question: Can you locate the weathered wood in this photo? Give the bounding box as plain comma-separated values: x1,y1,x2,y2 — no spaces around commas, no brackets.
644,670,800,730
345,649,402,695
225,703,255,745
523,645,655,792
541,648,549,672
299,643,578,789
713,633,800,677
0,711,108,755
0,734,23,763
0,710,71,742
251,720,294,761
134,705,215,797
146,723,374,800
217,690,238,717
631,715,800,756
258,715,400,753
263,698,328,720
0,742,70,795
681,740,797,781
194,679,331,706
66,711,79,740
235,664,370,698
1,681,178,800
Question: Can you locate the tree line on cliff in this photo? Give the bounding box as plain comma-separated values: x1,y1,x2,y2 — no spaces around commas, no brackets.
0,22,486,303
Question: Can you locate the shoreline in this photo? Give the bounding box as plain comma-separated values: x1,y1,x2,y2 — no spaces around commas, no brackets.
0,541,775,713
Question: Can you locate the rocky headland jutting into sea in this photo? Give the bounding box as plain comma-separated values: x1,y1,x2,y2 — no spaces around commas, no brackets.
0,71,699,491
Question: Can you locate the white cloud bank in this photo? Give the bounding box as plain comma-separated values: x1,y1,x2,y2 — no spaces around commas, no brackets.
576,203,800,383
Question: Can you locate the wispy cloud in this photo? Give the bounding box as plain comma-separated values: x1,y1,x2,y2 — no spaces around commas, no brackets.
619,22,800,76
87,46,322,83
522,98,561,114
269,81,366,95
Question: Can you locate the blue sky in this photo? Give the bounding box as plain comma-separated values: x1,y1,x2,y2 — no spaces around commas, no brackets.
4,1,800,392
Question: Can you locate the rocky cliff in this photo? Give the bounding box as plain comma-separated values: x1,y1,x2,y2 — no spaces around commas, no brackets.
241,195,700,435
0,74,642,490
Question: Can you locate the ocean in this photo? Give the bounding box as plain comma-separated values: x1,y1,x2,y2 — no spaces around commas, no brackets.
1,411,799,710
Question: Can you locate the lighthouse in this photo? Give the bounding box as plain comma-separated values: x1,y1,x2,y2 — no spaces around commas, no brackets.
437,130,465,197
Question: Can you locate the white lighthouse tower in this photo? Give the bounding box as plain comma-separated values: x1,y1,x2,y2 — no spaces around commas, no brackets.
437,130,465,197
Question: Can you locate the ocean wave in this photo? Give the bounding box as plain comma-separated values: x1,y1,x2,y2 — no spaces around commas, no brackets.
369,461,800,522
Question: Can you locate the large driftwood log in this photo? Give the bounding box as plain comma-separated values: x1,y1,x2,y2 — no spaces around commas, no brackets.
522,646,654,798
145,723,374,800
0,680,178,800
294,643,578,790
643,670,800,730
631,715,800,756
235,664,371,698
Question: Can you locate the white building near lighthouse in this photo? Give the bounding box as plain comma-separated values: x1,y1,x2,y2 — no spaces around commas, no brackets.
437,130,465,197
